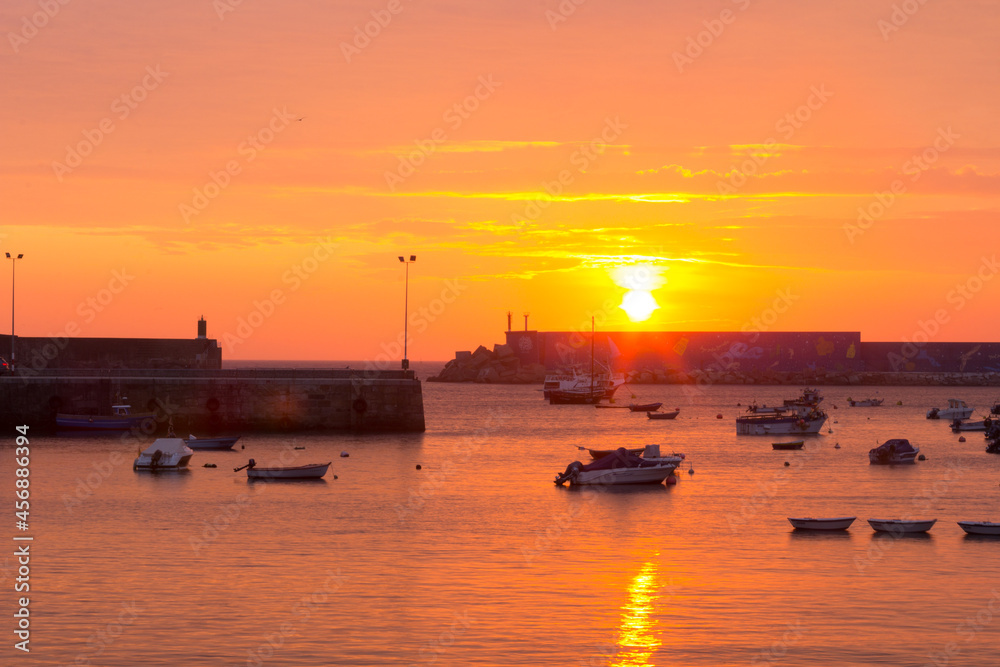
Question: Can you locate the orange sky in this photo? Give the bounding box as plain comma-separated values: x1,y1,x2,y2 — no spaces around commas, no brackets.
1,0,998,360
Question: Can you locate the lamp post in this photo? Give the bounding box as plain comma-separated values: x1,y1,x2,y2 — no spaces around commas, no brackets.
398,255,416,371
6,252,23,367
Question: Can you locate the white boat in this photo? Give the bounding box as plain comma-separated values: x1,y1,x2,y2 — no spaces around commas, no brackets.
926,399,973,420
950,418,992,433
788,516,856,530
184,434,241,450
868,439,919,464
867,518,937,533
554,447,681,486
847,397,884,407
542,365,625,400
237,459,331,479
736,410,827,435
133,438,194,471
957,521,1000,536
647,410,680,420
745,403,786,414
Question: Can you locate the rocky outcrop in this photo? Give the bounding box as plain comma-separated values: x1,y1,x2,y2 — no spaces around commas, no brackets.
428,344,547,384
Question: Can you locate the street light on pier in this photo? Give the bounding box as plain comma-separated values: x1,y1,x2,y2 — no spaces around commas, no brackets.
6,252,23,367
398,254,416,371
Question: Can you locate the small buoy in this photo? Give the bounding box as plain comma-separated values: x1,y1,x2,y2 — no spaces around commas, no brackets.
416,464,422,470
834,443,841,449
897,401,903,406
828,429,833,433
333,475,338,479
577,446,585,450
241,444,245,450
784,461,790,467
833,405,838,409
737,402,741,407
716,413,723,419
665,475,677,485
918,454,926,461
687,466,695,475
834,421,839,424
958,436,966,442
203,463,217,468
340,451,349,457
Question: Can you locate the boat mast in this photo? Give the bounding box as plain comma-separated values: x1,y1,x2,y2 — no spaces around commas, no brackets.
590,316,594,395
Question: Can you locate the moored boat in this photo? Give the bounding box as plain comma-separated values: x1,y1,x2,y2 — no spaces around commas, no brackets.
867,518,937,533
772,441,804,450
184,434,241,450
868,439,919,464
847,397,884,407
927,399,973,420
236,459,331,479
788,516,855,530
950,418,992,433
555,447,681,486
549,388,604,404
57,403,156,431
133,438,194,471
629,402,662,412
647,410,680,420
736,410,827,435
957,521,1000,535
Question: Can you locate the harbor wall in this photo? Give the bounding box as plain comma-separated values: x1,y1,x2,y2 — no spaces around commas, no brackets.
0,369,425,433
0,334,222,370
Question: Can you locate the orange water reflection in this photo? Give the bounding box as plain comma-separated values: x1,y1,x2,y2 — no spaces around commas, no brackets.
611,557,664,667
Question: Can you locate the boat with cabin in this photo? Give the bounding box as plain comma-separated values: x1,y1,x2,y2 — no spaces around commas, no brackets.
868,439,919,464
555,446,682,486
57,401,157,431
133,438,194,471
926,399,973,420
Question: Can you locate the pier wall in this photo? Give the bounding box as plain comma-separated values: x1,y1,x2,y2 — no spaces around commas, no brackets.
0,369,424,433
0,334,222,370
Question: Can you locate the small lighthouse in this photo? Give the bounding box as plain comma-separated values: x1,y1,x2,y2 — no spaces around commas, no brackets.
197,316,207,339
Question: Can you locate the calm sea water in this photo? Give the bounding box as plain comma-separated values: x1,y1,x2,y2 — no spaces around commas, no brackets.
3,374,1000,666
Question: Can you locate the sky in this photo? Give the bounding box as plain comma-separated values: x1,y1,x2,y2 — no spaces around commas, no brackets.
1,0,998,361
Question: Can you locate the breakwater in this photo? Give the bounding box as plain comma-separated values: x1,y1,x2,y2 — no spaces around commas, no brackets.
0,368,425,432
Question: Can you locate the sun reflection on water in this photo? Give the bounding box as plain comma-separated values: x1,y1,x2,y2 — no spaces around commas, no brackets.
611,558,663,667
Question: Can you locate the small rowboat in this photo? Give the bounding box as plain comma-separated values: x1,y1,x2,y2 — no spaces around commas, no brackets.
594,404,629,409
629,402,663,412
867,518,937,533
957,521,1000,535
788,516,856,530
235,459,331,479
184,435,241,450
647,410,680,420
772,441,804,450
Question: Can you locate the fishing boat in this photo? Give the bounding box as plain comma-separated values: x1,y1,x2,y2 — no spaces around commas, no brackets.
133,438,194,471
183,435,241,450
554,447,681,486
783,388,823,409
926,399,973,420
788,517,856,530
549,316,606,406
542,367,625,400
647,410,680,420
867,518,937,533
235,459,331,479
771,441,804,450
587,447,643,459
847,397,884,407
736,410,827,435
57,402,157,431
629,402,662,412
868,439,919,464
956,521,1000,535
746,403,786,414
950,418,992,433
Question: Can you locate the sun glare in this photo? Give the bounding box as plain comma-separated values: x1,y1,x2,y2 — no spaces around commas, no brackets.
620,290,660,321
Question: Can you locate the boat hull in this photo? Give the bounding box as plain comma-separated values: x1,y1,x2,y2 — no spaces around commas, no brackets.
736,414,826,435
57,412,157,430
629,403,662,412
772,441,804,450
788,517,856,530
572,463,678,486
184,436,241,450
867,519,936,533
957,521,1000,535
647,410,679,420
247,463,331,479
